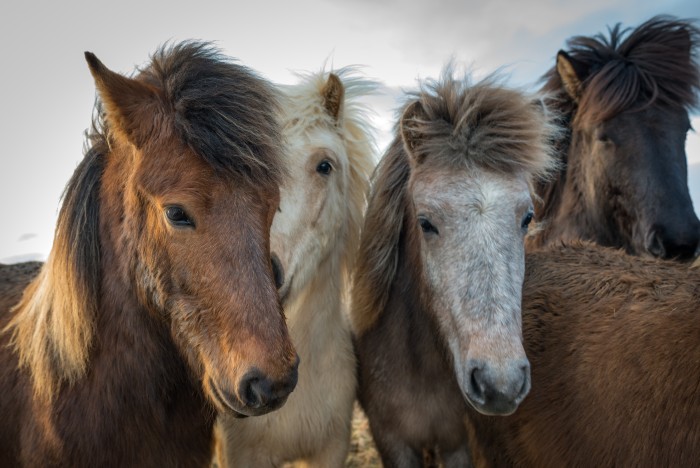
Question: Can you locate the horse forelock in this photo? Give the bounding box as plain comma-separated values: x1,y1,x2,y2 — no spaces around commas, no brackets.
6,145,105,399
405,67,559,181
542,15,700,126
282,67,378,282
92,41,285,189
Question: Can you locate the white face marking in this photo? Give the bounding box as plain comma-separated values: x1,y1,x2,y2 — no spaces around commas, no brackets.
411,164,531,404
271,127,348,303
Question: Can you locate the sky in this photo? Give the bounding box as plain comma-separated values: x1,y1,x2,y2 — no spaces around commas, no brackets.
1,0,699,263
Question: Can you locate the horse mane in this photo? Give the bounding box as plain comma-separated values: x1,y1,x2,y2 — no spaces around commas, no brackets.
6,41,285,399
352,68,559,334
137,41,285,186
541,15,700,126
6,143,105,399
281,66,378,286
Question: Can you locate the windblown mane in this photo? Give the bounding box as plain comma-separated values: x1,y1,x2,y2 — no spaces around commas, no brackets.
6,41,285,399
352,69,558,333
541,15,700,126
281,66,378,284
134,41,285,186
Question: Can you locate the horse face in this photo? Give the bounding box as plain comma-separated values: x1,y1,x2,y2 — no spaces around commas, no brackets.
410,164,532,416
572,105,700,260
132,142,298,418
271,128,348,303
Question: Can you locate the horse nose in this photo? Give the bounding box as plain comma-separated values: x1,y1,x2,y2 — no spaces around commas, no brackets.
270,253,285,290
646,223,700,261
465,358,531,416
238,355,299,410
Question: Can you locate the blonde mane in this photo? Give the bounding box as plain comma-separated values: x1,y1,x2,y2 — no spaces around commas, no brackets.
6,145,105,399
351,69,560,334
281,66,378,286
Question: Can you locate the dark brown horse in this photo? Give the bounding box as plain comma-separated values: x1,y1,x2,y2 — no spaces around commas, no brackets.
529,15,700,260
465,242,700,467
0,42,299,467
351,69,558,467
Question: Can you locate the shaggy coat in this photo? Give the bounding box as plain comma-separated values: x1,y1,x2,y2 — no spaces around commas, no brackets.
466,242,700,467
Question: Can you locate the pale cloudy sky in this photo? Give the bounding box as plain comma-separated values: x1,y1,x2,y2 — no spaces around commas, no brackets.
1,0,698,262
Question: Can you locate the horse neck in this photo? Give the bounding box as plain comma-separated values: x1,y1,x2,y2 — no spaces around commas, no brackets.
532,114,601,247
284,246,348,342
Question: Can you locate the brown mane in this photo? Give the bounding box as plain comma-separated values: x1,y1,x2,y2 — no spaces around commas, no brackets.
107,41,285,185
541,15,700,126
351,69,558,334
5,41,286,399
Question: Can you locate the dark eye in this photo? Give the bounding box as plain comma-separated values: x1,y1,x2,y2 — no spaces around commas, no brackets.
418,216,439,235
596,129,613,144
316,160,333,175
165,205,194,227
521,210,534,230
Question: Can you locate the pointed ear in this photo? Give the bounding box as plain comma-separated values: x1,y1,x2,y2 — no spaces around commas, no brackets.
322,73,344,121
556,51,588,102
400,100,427,163
84,51,163,149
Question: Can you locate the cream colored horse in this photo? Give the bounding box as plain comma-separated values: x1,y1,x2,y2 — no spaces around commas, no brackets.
216,67,377,467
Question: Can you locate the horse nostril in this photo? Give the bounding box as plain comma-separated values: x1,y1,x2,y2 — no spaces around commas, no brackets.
271,253,284,290
468,363,486,403
516,362,532,403
646,226,700,260
646,229,666,258
238,370,272,409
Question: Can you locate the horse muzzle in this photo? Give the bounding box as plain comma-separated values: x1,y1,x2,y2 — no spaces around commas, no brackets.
462,357,531,416
207,355,300,417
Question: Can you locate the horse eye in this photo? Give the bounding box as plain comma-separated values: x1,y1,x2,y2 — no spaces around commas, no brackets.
165,206,194,227
418,216,439,235
597,131,613,144
521,210,534,230
316,160,333,175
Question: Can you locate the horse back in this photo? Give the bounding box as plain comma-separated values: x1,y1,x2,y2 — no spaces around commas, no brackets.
0,261,42,466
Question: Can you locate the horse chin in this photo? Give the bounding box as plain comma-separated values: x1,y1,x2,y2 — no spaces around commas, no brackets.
465,395,520,417
461,380,526,416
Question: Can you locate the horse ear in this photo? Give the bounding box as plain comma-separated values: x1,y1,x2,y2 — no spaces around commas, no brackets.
556,51,587,102
84,51,163,149
400,100,427,163
322,73,345,121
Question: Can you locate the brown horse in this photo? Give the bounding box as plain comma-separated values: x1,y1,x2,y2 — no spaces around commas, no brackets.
465,241,700,467
0,42,299,467
351,68,558,467
529,15,700,260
